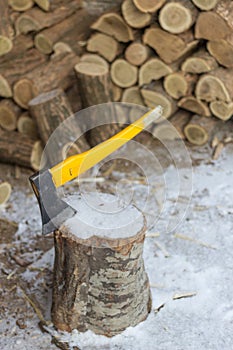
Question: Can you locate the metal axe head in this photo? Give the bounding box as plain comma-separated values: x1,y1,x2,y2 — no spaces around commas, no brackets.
29,170,77,235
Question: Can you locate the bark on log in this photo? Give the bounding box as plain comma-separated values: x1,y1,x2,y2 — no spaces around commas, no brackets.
184,115,217,145
195,11,231,41
141,83,177,118
181,49,218,73
164,72,197,99
29,88,89,166
159,0,198,34
15,1,81,35
17,113,39,139
52,192,151,336
91,13,134,43
110,59,138,88
0,0,14,57
66,84,83,114
139,58,172,86
133,0,166,13
87,33,121,62
152,110,191,140
13,52,79,109
210,101,233,121
178,96,211,117
112,84,122,102
207,40,233,68
0,129,43,170
0,48,47,98
83,0,122,15
195,68,233,102
125,42,151,66
121,86,145,106
34,9,93,55
0,35,33,65
0,181,12,205
122,0,152,29
34,0,77,12
192,0,218,11
143,27,198,64
9,0,33,11
0,99,21,131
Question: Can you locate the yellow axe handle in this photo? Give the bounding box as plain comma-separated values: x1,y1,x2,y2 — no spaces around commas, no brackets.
50,106,162,188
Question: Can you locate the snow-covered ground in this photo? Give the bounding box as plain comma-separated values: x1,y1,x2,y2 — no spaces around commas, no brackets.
0,139,233,350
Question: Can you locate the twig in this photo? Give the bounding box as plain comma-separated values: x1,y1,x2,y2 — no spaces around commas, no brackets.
154,241,170,257
154,303,165,314
212,142,224,160
173,291,197,300
146,232,160,238
174,233,217,250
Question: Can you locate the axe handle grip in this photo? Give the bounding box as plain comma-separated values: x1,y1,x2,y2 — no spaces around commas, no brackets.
50,106,162,188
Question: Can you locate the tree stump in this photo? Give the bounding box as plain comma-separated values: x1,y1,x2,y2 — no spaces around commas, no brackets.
52,192,151,337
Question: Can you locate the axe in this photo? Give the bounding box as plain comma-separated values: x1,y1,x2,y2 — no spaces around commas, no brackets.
29,106,162,235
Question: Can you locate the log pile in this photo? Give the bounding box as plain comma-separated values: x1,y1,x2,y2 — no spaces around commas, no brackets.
0,0,233,172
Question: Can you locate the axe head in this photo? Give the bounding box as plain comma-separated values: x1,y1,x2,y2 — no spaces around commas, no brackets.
29,170,77,235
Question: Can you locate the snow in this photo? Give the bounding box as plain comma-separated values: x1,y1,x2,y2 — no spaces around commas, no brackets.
1,141,233,350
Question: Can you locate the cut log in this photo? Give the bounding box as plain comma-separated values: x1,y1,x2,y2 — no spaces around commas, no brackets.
141,83,177,118
133,0,166,13
195,68,233,102
122,0,152,29
207,40,233,68
178,96,211,117
9,0,33,11
17,113,39,139
159,0,198,34
210,101,233,121
80,53,109,69
195,12,231,41
0,182,12,206
75,60,113,107
15,1,81,35
143,27,198,64
34,0,79,12
34,10,93,55
181,49,218,73
110,59,138,88
0,129,43,170
87,33,121,62
13,52,79,109
192,0,218,11
29,89,88,166
0,35,33,65
125,42,151,66
184,115,218,145
0,99,21,131
164,72,197,99
52,192,151,336
139,58,172,86
0,0,13,57
152,110,191,140
0,48,47,99
91,13,134,42
83,0,123,15
121,86,144,106
66,84,82,113
112,84,122,102
52,42,73,58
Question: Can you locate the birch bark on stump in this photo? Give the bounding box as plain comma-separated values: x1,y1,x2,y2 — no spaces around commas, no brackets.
52,192,151,336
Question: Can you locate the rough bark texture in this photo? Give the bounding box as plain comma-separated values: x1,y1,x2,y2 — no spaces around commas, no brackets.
0,0,14,56
29,88,89,166
159,0,198,34
15,1,81,35
52,196,151,336
0,35,33,65
17,113,39,139
122,0,152,29
0,129,42,170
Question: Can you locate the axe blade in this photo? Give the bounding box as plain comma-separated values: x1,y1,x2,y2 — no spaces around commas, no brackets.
29,170,77,235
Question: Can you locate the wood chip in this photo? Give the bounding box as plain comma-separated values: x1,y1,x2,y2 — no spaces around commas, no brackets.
212,142,224,160
173,291,197,300
211,135,219,148
146,232,160,238
154,303,165,314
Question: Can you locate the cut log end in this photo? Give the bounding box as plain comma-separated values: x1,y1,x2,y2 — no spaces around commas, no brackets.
13,79,38,109
87,33,120,62
207,40,233,68
195,75,230,102
35,34,53,55
121,86,144,106
111,59,138,88
133,0,166,13
9,0,34,11
125,42,150,66
184,115,217,146
17,114,39,139
34,0,50,11
192,0,218,11
52,192,151,336
0,76,12,98
0,182,12,205
141,88,177,119
139,58,172,86
164,73,188,99
0,36,13,57
178,96,211,117
0,100,21,131
210,101,233,121
31,140,43,171
122,0,152,29
159,2,196,34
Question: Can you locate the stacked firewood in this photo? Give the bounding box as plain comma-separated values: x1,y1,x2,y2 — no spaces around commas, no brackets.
0,0,232,172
